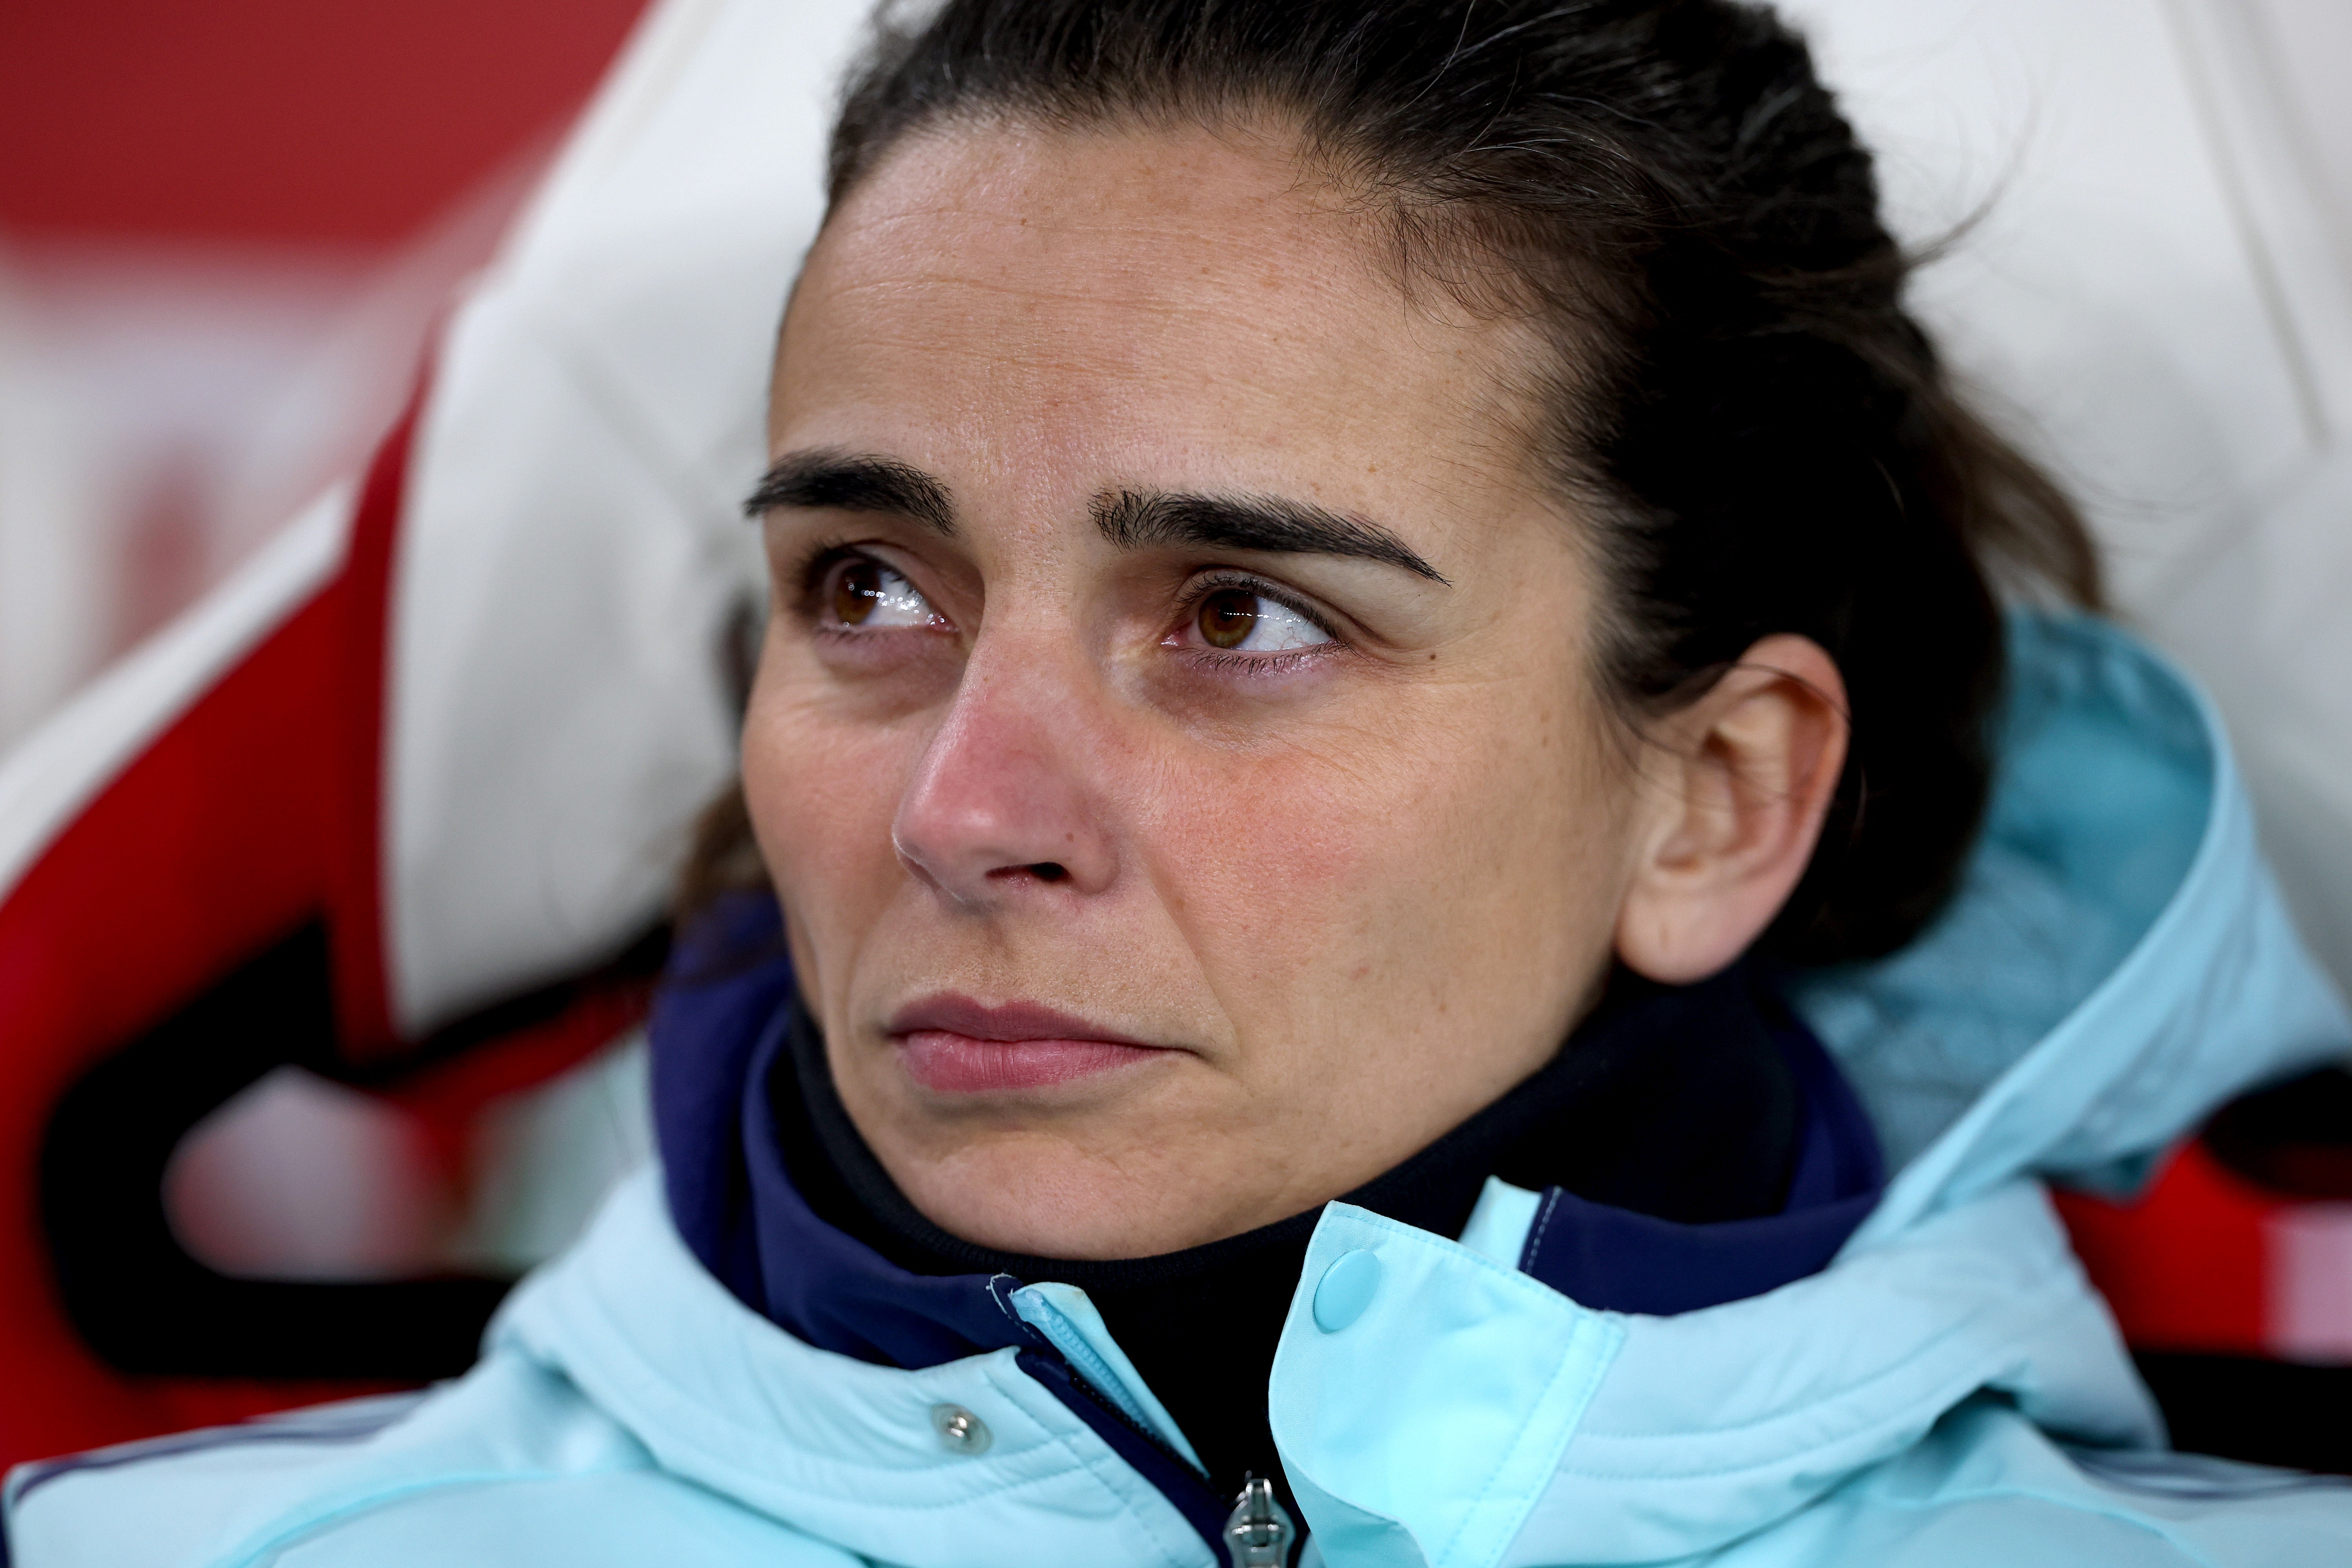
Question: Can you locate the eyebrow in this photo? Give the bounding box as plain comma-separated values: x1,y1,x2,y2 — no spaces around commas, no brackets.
1091,490,1448,584
744,449,956,535
746,452,1446,585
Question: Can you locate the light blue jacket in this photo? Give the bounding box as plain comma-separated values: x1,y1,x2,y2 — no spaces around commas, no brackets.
11,613,2352,1566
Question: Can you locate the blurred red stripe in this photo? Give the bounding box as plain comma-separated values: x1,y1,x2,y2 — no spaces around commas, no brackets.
0,399,414,1464
0,0,649,245
2057,1142,2274,1357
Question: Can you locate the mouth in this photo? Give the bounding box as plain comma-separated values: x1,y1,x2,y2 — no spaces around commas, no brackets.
885,995,1180,1094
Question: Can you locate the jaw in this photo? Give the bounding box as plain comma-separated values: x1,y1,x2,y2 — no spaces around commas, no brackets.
832,1041,1303,1259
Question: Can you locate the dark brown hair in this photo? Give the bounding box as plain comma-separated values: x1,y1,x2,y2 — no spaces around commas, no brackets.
693,0,2100,964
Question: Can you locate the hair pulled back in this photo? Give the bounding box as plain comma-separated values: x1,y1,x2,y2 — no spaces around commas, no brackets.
774,0,2101,964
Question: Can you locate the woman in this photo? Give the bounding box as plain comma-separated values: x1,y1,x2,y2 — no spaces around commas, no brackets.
10,0,2350,1563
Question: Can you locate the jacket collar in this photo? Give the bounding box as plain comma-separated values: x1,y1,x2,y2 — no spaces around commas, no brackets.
648,906,1875,1534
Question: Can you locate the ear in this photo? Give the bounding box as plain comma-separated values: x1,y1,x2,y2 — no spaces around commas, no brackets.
1613,635,1849,984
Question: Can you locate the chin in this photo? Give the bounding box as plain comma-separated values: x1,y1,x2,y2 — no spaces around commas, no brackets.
893,1138,1233,1261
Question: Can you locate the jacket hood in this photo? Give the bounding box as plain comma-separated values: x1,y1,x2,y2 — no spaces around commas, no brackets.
494,611,2351,1567
1798,612,2350,1235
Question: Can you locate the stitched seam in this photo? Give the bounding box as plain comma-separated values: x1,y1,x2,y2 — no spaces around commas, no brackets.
1520,1188,1563,1273
524,1181,1200,1563
981,1361,1204,1568
1431,1333,1582,1566
986,1274,1033,1336
562,1257,1193,1562
607,1365,1104,1497
1553,1356,1995,1482
1430,1314,1623,1568
1553,1378,1979,1484
1329,1203,1594,1300
196,1464,641,1568
1310,1206,1624,1568
2065,1456,2352,1501
1865,1483,2224,1568
6,1406,420,1510
1019,1304,1157,1438
1565,1266,2081,1453
565,1259,1100,1490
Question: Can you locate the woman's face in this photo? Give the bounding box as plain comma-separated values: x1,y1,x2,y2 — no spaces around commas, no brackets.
746,123,1645,1259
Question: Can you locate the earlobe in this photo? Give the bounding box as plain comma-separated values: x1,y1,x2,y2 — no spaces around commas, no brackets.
1613,635,1849,984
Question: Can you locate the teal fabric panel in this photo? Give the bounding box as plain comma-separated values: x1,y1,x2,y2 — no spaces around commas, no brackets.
1793,614,2349,1243
270,1473,848,1568
1791,613,2213,1171
1271,1205,1622,1568
7,1360,656,1568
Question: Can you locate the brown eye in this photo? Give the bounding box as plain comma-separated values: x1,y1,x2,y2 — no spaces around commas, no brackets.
1197,588,1259,649
832,558,883,625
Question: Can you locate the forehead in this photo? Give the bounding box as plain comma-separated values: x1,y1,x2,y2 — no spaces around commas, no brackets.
773,120,1535,514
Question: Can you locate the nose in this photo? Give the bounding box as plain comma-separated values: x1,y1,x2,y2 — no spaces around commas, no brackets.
890,649,1118,905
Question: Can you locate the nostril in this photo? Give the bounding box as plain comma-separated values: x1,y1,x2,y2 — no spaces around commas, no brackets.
982,862,1068,884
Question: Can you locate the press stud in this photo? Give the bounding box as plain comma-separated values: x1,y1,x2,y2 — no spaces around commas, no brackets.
1313,1248,1383,1333
931,1403,992,1454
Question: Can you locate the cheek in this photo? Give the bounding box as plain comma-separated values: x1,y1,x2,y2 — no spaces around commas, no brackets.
1143,675,1628,1042
739,648,917,971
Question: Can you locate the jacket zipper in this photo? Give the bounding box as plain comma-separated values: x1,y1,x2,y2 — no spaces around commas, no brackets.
1056,1350,1215,1484
1042,1347,1300,1565
1225,1475,1296,1567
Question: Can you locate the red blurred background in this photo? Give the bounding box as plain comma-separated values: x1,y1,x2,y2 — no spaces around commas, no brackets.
0,0,646,245
0,0,651,748
0,0,659,1456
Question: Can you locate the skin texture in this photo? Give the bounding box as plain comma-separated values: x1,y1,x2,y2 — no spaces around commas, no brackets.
743,121,1849,1259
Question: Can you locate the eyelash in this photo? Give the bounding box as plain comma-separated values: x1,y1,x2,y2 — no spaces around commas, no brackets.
792,538,929,643
1170,570,1346,674
788,543,1347,673
791,535,860,607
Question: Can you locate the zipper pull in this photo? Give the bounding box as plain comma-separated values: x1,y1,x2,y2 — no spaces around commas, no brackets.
1224,1474,1295,1568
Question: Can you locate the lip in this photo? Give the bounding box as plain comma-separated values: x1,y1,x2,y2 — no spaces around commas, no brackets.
885,994,1176,1094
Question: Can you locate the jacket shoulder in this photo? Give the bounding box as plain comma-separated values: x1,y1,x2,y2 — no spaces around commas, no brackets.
1722,1397,2352,1567
3,1353,859,1568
